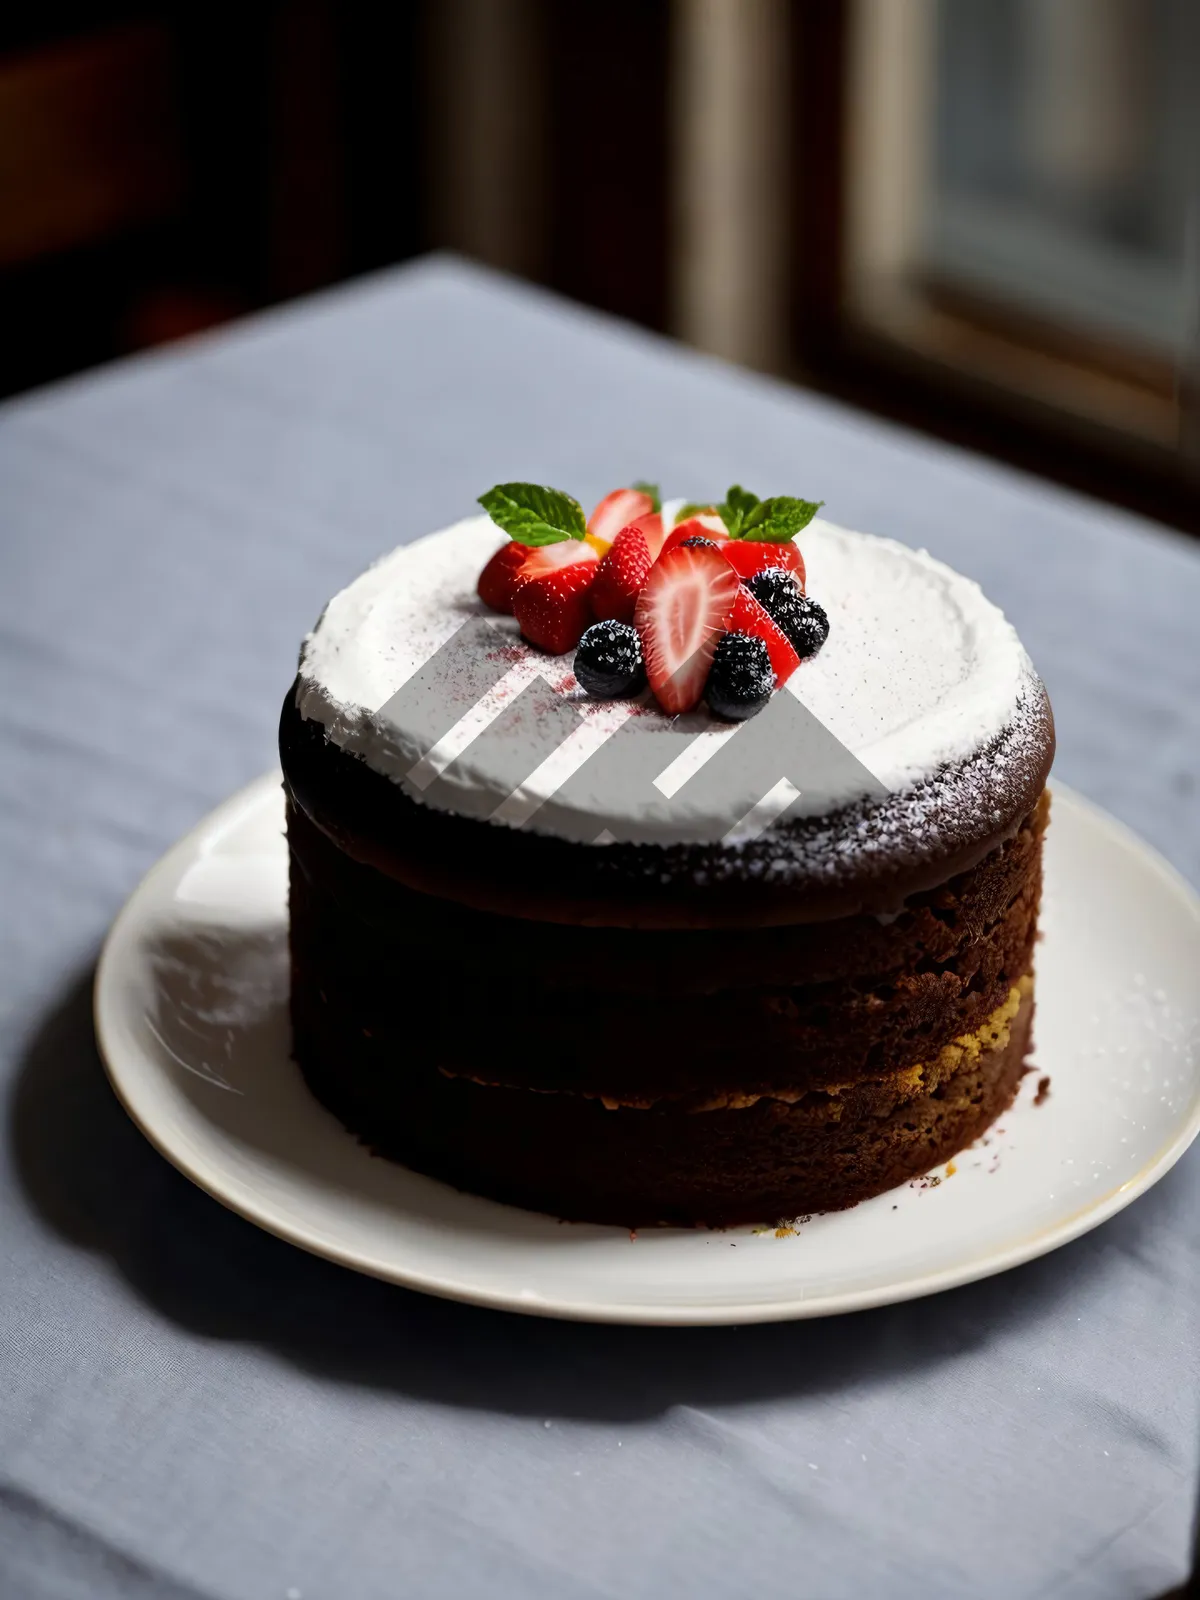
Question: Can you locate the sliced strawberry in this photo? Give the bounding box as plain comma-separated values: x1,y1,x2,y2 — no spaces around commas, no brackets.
512,539,599,583
634,544,739,714
590,524,654,622
477,541,530,613
730,585,801,688
587,487,656,547
659,514,729,558
722,539,806,588
627,510,665,561
512,546,598,654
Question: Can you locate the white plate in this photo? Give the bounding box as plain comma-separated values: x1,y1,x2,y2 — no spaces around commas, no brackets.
94,775,1200,1325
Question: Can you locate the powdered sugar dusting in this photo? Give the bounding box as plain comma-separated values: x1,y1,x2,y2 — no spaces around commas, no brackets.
296,515,1044,850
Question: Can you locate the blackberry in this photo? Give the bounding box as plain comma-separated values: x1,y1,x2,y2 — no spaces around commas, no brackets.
746,568,802,614
775,593,830,659
679,534,717,549
747,570,829,659
705,632,773,721
574,620,646,699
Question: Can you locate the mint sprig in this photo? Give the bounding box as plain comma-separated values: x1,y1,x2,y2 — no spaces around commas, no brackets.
741,495,823,543
718,484,823,543
675,501,717,521
718,484,761,539
631,480,662,512
478,482,587,546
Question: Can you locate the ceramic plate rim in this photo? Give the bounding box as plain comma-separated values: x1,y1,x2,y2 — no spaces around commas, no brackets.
94,773,1200,1325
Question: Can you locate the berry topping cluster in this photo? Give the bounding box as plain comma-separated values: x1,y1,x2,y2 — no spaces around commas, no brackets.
476,481,829,720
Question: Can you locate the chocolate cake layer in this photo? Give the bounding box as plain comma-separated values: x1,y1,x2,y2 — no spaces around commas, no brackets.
280,685,1054,927
281,687,1049,1225
292,976,1034,1228
285,788,1045,1103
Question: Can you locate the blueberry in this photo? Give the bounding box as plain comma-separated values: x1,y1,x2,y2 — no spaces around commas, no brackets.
574,620,646,698
679,534,717,548
706,632,774,721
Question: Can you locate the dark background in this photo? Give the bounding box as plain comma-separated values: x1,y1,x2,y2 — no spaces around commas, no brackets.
1,0,1198,533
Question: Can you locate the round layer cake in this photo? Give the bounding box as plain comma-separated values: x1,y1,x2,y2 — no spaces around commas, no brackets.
283,495,1053,1226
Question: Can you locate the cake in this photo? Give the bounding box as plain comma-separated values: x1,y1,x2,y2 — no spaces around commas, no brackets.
282,481,1053,1226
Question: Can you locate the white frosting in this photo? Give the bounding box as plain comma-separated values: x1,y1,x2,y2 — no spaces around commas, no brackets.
296,516,1037,845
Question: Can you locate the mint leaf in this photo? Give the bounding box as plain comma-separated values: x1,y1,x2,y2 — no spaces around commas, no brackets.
741,496,824,543
631,480,662,512
478,482,588,545
719,484,761,539
675,501,718,521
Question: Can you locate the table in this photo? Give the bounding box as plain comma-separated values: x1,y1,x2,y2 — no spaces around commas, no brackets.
3,256,1198,1600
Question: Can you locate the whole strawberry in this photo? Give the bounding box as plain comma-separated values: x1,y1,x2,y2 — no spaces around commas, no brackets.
590,523,654,622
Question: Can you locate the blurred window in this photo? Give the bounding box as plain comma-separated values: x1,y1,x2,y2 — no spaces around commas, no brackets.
932,0,1195,358
845,0,1200,454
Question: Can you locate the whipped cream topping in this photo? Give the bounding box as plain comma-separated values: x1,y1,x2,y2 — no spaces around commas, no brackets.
296,515,1039,846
